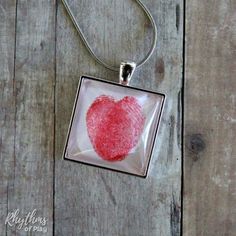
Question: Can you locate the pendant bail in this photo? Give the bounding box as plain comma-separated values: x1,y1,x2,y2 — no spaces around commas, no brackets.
119,62,136,86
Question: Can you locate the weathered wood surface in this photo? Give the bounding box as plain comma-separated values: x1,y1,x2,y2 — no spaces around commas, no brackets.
0,0,55,235
55,0,182,235
0,0,16,235
0,0,183,235
184,0,236,235
2,0,236,235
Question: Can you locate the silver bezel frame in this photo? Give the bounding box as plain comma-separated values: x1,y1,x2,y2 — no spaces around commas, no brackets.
62,75,166,178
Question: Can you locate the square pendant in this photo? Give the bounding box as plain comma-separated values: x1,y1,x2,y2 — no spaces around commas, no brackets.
63,76,165,177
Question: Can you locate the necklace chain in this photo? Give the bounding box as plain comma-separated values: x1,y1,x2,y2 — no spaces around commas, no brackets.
61,0,157,72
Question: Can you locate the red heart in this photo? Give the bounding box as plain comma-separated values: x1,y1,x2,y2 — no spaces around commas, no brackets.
86,95,145,162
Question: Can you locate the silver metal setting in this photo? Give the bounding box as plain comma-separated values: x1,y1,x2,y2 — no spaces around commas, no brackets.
119,62,136,86
63,75,166,178
61,0,157,72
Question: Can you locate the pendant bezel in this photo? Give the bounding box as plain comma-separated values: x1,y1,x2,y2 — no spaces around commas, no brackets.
63,75,166,178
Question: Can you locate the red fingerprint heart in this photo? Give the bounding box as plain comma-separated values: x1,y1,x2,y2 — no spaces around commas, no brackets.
86,95,145,162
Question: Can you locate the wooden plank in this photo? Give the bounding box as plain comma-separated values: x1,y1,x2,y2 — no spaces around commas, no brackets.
1,0,56,235
0,0,16,235
184,0,236,235
55,0,183,235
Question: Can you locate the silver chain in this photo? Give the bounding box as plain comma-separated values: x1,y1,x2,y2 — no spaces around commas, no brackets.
61,0,157,72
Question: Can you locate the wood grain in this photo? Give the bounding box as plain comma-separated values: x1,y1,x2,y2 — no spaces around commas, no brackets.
184,0,236,235
0,0,16,234
55,0,183,235
0,0,56,235
2,0,236,235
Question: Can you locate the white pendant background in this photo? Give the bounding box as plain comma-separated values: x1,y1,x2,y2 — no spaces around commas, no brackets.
64,76,165,177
